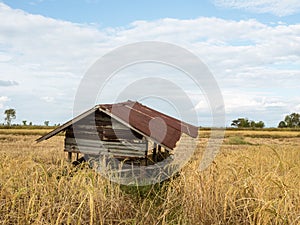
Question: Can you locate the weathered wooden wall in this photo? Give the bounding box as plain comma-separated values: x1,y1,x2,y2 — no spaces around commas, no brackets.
64,110,147,159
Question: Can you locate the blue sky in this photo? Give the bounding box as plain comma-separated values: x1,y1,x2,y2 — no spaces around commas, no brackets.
0,0,299,127
3,0,300,27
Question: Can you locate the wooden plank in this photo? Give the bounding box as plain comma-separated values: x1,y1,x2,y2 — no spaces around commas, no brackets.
65,144,146,154
68,122,143,139
65,138,146,148
108,150,146,157
73,123,130,131
66,133,101,140
64,146,146,158
65,128,142,141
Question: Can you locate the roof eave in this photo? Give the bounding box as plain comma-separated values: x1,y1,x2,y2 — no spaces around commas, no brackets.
36,106,100,143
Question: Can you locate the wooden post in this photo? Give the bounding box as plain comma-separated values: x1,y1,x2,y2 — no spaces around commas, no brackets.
67,152,72,162
158,145,161,153
166,148,170,157
153,142,157,162
145,141,148,166
158,145,161,160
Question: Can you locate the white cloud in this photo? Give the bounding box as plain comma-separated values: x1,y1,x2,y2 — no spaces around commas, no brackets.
0,80,19,86
0,3,299,126
0,52,12,62
40,96,55,103
117,18,300,69
214,0,300,16
221,91,296,126
0,96,9,109
0,3,109,73
223,92,288,113
296,105,300,111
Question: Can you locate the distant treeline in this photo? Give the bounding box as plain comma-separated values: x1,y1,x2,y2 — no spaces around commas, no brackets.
0,124,59,129
2,108,300,129
230,113,300,129
199,127,300,131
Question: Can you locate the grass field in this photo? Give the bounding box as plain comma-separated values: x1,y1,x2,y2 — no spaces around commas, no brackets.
0,129,299,224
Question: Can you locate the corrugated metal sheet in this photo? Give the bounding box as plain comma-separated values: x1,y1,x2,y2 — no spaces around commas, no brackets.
99,101,198,149
37,100,198,150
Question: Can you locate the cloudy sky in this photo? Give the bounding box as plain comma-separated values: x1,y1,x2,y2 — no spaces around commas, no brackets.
0,0,299,127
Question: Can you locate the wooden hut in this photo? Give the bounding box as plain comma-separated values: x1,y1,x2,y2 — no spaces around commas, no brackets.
36,101,198,166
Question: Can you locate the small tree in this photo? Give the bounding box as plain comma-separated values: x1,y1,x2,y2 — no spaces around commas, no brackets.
255,121,265,128
279,113,300,128
231,118,250,128
22,120,27,126
44,121,49,126
278,121,287,128
286,113,300,128
4,109,16,126
250,121,256,128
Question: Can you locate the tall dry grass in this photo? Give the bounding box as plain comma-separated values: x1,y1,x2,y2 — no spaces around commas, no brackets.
0,131,299,224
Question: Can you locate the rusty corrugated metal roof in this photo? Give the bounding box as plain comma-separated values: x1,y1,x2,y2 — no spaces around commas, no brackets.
37,100,198,149
99,101,198,149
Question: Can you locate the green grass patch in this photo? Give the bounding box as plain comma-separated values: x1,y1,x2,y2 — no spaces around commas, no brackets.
227,136,254,145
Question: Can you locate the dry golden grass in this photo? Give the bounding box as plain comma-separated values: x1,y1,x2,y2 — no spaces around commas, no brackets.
199,129,300,138
0,129,54,136
0,130,299,224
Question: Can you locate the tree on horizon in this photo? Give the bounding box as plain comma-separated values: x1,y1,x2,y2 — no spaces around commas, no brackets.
4,109,16,126
231,118,265,128
278,113,300,128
